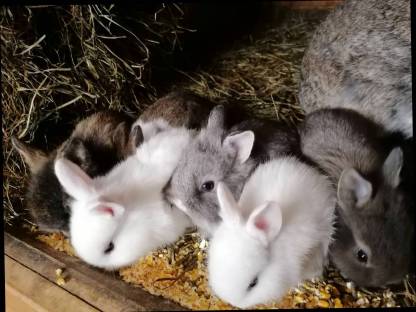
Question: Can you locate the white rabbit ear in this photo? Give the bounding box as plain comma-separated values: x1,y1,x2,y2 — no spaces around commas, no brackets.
54,158,94,200
216,182,242,224
91,202,125,219
246,201,282,247
223,131,255,164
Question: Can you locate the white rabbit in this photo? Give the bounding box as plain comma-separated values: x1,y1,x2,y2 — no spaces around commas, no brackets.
54,122,194,270
207,157,336,308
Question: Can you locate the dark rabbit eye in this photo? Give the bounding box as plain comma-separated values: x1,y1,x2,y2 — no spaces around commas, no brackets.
104,242,114,254
248,277,258,290
201,181,215,192
356,249,368,263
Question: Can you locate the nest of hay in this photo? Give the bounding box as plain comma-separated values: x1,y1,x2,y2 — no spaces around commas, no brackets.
2,4,192,224
3,4,416,309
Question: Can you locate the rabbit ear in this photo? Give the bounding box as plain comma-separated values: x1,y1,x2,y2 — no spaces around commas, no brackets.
223,131,255,164
382,147,403,188
216,182,242,224
12,137,48,174
337,168,372,209
137,118,171,141
126,124,143,155
246,201,282,247
54,158,94,200
91,202,125,219
207,105,225,130
62,138,90,165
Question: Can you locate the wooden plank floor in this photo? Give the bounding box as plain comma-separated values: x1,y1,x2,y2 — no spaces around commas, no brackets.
4,228,187,312
6,256,99,312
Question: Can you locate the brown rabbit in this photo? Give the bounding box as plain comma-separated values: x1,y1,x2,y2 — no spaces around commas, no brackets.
12,111,137,234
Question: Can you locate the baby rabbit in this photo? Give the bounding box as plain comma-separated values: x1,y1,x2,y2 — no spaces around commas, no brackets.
12,110,136,234
298,108,415,287
166,105,301,236
208,157,335,308
54,121,193,270
299,0,412,138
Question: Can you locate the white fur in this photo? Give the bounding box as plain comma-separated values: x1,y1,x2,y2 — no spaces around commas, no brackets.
208,157,336,308
55,121,193,270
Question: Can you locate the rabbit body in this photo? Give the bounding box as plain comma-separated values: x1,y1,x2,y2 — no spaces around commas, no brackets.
166,105,301,236
298,108,414,287
55,123,193,269
208,157,335,308
12,110,135,234
299,0,412,138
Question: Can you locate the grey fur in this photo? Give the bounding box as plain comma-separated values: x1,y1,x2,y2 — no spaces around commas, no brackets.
299,0,412,138
166,105,300,235
298,108,414,287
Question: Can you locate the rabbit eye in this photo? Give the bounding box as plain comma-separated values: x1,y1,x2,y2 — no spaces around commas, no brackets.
356,249,368,263
247,277,258,290
201,181,215,192
104,242,114,254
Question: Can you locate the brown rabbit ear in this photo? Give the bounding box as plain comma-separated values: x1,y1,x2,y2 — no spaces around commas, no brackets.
11,137,48,174
111,121,129,152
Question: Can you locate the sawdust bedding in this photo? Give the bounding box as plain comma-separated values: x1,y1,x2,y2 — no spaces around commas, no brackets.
36,229,407,309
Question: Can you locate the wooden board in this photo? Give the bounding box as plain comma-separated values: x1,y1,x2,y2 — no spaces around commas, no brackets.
4,227,187,312
5,256,99,312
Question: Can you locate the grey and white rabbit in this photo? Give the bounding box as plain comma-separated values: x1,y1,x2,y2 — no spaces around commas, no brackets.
299,0,412,138
298,108,414,287
166,105,301,236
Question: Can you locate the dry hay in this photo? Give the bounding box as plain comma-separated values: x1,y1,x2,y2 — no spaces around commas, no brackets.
2,4,190,224
178,13,321,125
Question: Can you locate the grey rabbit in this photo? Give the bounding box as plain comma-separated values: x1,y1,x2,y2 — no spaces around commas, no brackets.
165,104,301,236
13,91,218,234
298,108,414,287
12,110,139,234
299,0,412,138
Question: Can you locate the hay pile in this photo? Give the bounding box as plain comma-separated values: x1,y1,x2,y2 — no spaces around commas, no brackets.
2,4,191,224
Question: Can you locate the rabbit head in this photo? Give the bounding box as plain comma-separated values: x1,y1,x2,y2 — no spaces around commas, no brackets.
208,182,291,308
166,105,256,235
330,147,415,287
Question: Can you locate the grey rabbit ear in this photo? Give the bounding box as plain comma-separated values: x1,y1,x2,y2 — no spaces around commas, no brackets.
207,105,225,130
337,168,373,209
127,124,144,155
382,147,403,188
11,137,48,174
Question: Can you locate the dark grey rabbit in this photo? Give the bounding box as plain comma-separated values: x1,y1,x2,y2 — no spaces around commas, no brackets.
12,111,138,234
165,105,301,236
298,108,414,287
299,0,412,138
